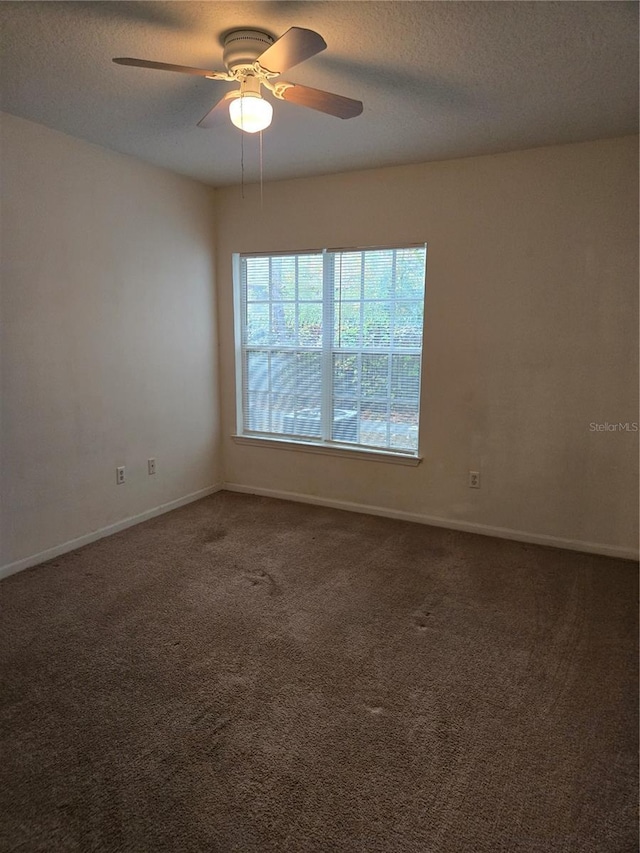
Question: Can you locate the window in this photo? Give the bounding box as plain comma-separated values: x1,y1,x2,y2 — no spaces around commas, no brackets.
235,245,427,458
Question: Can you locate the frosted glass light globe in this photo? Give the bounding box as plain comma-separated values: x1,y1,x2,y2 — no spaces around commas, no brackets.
229,94,273,133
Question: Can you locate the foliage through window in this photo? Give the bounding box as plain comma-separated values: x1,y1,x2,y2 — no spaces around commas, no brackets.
236,245,427,455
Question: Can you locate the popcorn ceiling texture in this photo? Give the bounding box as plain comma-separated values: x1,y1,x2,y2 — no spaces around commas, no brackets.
1,491,637,852
0,1,637,186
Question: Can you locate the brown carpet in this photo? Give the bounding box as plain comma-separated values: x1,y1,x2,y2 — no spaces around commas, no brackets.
0,491,637,853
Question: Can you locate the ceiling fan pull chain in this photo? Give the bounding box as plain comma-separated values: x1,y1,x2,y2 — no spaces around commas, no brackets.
259,130,264,210
240,100,245,200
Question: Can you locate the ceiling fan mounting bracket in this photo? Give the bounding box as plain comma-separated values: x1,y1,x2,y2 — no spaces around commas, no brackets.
268,80,294,100
223,29,274,74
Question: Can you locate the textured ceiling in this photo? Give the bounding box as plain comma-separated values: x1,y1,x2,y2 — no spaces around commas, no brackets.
1,1,637,187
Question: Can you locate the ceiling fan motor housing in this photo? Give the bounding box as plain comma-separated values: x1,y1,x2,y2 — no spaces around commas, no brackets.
223,30,274,73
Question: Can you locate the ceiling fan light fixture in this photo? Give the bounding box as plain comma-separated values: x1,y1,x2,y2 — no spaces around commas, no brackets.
229,93,273,133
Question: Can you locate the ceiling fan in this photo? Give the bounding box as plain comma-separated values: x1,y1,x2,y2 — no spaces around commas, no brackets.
113,27,363,134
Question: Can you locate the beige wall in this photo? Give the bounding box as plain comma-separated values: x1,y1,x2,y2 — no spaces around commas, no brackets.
215,136,639,557
1,113,220,571
1,120,636,570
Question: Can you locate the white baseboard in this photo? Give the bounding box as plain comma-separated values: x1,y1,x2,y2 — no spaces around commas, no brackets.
3,481,636,580
0,484,224,581
224,483,639,561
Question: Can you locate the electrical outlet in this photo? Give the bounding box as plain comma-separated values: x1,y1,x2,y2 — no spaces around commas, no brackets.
116,466,126,485
148,458,156,475
468,470,480,489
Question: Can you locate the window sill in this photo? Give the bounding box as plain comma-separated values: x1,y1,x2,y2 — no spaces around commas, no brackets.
232,434,422,466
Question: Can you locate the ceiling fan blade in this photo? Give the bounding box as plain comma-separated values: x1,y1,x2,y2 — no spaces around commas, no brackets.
257,27,326,75
113,57,226,79
281,84,363,119
197,93,234,129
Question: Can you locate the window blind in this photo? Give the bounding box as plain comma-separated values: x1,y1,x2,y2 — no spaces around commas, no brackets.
239,245,427,454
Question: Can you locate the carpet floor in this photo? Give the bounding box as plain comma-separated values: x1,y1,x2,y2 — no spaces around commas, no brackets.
0,491,637,852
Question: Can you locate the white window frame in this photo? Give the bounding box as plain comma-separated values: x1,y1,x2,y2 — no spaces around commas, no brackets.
232,245,426,466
